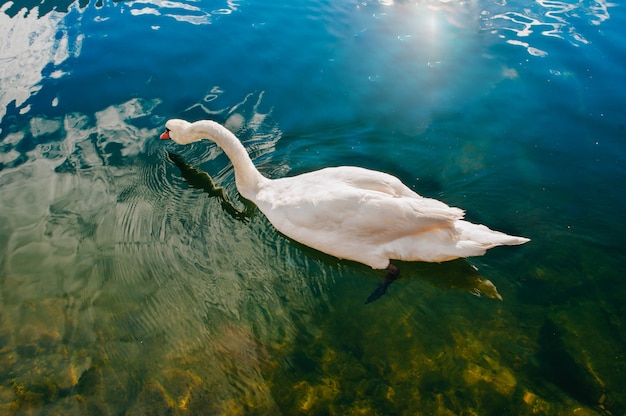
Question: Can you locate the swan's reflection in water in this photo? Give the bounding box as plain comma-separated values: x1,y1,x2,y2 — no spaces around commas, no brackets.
167,151,256,223
409,259,502,301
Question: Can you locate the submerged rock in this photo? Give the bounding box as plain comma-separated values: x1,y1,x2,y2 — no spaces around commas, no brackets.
522,390,551,414
537,319,604,407
127,380,175,416
293,379,340,414
158,368,203,412
462,360,517,398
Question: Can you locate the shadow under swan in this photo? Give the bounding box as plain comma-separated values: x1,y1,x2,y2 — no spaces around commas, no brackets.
167,152,503,303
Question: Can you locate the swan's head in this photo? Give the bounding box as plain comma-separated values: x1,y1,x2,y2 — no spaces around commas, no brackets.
160,119,193,144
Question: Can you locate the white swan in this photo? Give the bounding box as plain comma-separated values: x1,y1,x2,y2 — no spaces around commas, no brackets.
160,119,529,276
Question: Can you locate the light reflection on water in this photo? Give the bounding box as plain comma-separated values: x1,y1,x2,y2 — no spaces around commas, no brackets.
361,0,615,57
0,93,333,413
483,0,615,55
0,0,625,414
0,2,82,124
130,0,241,25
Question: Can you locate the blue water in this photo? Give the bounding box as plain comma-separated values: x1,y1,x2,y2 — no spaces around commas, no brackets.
1,0,625,414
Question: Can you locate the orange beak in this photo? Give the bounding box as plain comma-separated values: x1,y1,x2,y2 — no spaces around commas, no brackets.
160,130,170,140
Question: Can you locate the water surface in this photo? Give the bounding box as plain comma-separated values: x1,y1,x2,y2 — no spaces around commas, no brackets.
0,0,625,414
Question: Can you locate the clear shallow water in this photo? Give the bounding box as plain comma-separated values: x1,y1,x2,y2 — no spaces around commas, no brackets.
0,0,625,414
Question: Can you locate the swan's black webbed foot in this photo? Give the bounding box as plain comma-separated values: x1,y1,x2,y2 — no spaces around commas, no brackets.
365,263,400,304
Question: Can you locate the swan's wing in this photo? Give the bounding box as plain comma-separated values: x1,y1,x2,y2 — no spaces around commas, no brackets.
335,187,464,242
315,166,422,198
255,167,464,242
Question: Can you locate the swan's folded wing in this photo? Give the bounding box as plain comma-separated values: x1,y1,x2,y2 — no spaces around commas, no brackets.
317,166,422,198
256,176,464,243
343,190,465,242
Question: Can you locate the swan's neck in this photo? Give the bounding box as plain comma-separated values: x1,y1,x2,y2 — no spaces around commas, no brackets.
184,120,267,199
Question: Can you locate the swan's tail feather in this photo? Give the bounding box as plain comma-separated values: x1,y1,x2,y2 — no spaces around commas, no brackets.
455,220,530,249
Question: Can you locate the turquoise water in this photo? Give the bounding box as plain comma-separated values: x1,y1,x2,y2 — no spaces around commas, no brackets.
0,0,625,414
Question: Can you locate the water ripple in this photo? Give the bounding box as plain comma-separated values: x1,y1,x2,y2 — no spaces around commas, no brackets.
483,0,616,55
127,0,240,26
0,90,334,389
357,0,615,57
0,3,81,124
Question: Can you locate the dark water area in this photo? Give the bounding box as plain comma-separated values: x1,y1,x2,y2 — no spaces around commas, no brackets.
0,0,625,414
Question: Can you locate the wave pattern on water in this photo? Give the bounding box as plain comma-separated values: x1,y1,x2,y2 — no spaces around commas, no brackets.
358,0,615,57
1,0,625,413
1,0,241,22
482,0,616,55
0,2,83,124
127,0,241,25
0,87,341,412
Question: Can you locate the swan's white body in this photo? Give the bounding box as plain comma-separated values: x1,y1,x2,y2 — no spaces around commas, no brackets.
161,119,529,270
